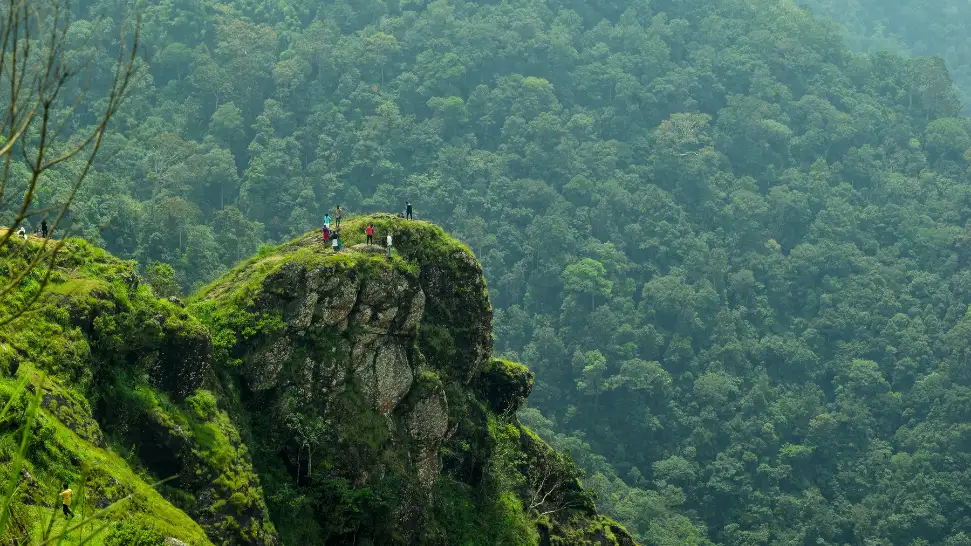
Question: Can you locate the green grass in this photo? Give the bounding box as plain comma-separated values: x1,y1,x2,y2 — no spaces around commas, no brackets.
192,219,431,306
0,372,212,545
46,278,109,297
22,504,128,546
297,214,479,278
0,236,214,545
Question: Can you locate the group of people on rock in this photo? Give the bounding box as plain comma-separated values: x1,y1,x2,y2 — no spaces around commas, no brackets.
321,203,413,258
321,205,344,250
14,219,49,240
366,224,394,259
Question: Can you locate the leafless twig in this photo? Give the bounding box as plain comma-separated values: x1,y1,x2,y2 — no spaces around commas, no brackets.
0,0,140,328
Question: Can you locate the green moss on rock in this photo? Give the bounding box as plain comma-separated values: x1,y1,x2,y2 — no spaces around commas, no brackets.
0,373,212,545
478,358,535,414
0,236,238,545
0,221,635,545
288,215,493,384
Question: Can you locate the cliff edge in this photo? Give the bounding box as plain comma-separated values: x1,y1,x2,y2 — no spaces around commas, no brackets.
0,215,635,545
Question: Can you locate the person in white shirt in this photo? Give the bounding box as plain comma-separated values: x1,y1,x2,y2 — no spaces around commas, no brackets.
386,233,392,258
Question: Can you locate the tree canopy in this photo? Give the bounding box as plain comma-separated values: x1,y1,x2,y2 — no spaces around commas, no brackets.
798,0,971,114
9,0,971,543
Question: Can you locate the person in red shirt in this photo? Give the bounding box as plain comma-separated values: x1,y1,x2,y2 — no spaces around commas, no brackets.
322,225,330,243
365,223,374,245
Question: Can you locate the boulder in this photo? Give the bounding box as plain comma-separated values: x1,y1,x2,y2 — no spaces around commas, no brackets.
477,358,534,414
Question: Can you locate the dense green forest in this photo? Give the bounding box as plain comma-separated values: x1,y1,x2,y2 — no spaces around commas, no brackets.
797,0,971,113
9,0,971,543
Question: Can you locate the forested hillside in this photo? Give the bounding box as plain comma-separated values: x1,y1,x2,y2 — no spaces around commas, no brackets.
8,0,971,543
797,0,971,113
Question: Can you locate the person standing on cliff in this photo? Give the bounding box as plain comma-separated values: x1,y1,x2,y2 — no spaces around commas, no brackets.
59,484,74,518
324,214,331,230
386,232,393,259
366,223,374,245
335,205,342,228
322,225,330,243
406,202,413,220
41,219,48,238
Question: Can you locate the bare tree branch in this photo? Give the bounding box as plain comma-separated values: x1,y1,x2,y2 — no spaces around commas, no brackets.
0,0,140,328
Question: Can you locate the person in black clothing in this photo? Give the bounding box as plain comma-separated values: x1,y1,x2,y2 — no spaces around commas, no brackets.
406,202,413,220
41,219,48,238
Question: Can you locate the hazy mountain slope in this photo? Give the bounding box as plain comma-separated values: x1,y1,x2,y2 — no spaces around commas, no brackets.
797,0,971,113
8,0,971,543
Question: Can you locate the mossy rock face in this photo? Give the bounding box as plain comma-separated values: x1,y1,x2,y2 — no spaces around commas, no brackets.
0,237,218,545
148,316,213,399
35,381,105,447
22,239,214,400
478,358,535,414
103,388,277,546
0,221,636,546
193,229,455,542
288,215,494,384
189,216,636,544
219,252,426,414
537,516,638,546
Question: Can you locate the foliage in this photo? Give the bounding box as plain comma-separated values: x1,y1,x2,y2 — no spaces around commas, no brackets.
430,478,539,546
13,0,971,543
103,517,166,546
0,376,187,546
797,0,971,114
144,262,181,299
428,416,541,546
0,237,213,545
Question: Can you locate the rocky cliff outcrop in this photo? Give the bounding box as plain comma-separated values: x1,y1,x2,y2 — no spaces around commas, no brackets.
0,216,635,546
187,215,635,545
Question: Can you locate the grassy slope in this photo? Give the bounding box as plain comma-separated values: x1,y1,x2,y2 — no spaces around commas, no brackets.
7,377,210,544
0,235,213,545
